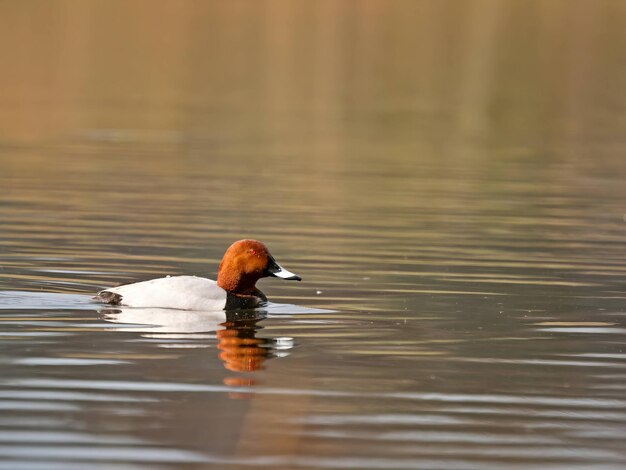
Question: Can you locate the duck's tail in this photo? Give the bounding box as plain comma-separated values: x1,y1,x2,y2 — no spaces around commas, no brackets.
93,290,123,305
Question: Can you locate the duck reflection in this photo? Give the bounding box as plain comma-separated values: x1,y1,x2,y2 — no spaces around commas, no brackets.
101,307,293,374
218,310,282,372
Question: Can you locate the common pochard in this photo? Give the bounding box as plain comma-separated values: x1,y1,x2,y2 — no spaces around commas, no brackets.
94,239,301,310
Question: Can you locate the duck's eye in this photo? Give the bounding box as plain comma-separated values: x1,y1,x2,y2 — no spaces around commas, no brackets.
248,249,257,255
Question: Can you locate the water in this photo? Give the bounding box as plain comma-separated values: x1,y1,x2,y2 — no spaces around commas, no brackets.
1,1,626,468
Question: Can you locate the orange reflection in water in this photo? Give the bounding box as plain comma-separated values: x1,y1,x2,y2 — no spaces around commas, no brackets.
217,317,271,373
216,312,287,399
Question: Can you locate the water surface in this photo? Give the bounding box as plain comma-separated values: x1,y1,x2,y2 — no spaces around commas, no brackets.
1,1,626,468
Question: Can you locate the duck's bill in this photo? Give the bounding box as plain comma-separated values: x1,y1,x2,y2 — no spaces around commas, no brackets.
267,257,302,281
271,266,302,281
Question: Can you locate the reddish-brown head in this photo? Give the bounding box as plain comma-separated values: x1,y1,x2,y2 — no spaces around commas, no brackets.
217,239,301,295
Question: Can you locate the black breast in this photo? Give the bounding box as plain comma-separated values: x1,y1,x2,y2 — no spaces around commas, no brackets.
225,292,266,310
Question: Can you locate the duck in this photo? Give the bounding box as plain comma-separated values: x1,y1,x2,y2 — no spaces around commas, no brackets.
94,239,301,310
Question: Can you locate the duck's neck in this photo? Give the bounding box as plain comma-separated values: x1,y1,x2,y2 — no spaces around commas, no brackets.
217,271,260,296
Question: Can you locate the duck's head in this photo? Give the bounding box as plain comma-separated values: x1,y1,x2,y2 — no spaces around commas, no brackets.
217,239,301,295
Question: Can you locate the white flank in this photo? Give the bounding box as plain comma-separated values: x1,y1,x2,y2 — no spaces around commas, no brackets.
102,276,227,311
